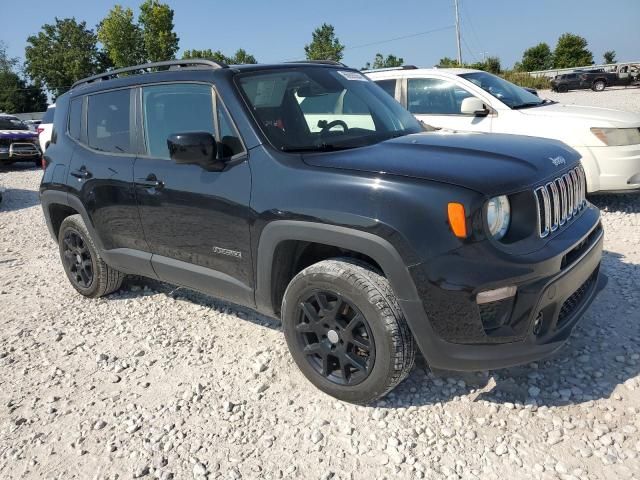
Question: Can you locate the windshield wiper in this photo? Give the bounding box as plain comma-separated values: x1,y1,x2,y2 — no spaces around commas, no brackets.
280,143,356,153
512,98,557,110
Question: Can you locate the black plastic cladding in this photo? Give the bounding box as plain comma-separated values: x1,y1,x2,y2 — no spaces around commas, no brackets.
40,61,605,371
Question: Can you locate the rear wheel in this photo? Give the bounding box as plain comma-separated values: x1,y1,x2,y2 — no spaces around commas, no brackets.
58,214,124,298
281,258,416,404
592,80,606,92
557,84,569,93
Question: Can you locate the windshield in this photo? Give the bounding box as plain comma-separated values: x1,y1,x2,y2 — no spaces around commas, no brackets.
459,71,545,109
0,116,29,131
236,67,423,151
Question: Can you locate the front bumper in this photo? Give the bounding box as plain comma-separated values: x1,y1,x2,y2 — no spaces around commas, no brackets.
0,143,42,163
403,205,606,371
575,144,640,194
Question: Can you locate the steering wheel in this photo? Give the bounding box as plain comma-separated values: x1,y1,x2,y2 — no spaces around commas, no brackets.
319,119,349,134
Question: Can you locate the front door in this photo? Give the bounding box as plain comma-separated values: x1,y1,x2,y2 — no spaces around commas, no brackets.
405,77,492,132
134,82,254,306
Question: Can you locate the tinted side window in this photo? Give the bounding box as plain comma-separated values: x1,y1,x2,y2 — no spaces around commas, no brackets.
87,90,132,153
142,83,214,160
374,79,396,98
407,78,473,115
217,105,244,157
42,106,55,124
68,98,82,141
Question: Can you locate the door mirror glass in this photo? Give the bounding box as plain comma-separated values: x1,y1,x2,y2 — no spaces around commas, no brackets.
167,132,223,171
460,97,489,116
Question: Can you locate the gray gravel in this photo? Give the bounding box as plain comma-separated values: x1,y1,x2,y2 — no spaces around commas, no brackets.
539,86,640,113
1,129,639,479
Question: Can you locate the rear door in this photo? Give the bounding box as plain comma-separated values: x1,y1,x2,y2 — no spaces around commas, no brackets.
66,88,151,275
133,82,254,306
404,77,492,132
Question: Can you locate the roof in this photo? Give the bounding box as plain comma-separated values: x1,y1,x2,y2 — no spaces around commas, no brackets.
366,67,480,76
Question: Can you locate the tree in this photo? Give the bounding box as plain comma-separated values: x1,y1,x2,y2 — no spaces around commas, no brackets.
481,56,501,74
363,53,404,70
553,33,593,68
138,0,179,62
24,17,101,98
182,48,257,64
519,42,553,71
97,5,145,69
0,40,19,73
437,57,461,67
0,71,47,113
304,23,345,62
603,50,617,64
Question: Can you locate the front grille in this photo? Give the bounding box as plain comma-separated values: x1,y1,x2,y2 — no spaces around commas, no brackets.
534,165,587,237
557,269,597,326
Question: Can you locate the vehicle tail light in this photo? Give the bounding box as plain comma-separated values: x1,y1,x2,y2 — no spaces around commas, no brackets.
447,202,467,238
37,127,44,135
41,157,46,169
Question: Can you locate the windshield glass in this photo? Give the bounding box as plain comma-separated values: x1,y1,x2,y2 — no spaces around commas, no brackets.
0,116,29,131
236,67,422,151
459,71,544,109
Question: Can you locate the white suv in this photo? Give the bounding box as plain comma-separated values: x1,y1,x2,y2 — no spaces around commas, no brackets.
38,104,55,152
366,67,640,194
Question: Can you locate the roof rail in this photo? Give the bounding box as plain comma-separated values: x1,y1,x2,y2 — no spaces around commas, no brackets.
287,60,349,67
71,59,228,89
361,65,418,73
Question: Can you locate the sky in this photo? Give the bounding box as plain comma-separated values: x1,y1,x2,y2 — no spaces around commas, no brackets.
2,0,639,71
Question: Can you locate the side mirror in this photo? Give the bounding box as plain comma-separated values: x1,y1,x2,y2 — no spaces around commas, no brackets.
167,132,224,171
460,97,489,116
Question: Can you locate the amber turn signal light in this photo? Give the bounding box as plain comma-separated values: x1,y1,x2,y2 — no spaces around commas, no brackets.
447,202,467,238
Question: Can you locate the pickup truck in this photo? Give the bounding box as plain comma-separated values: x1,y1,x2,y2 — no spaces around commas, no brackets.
551,69,633,92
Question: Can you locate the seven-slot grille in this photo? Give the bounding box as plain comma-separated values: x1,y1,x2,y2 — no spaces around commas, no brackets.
534,165,587,238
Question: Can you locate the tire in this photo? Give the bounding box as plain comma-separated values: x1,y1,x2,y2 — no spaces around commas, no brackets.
58,214,124,298
557,84,568,93
592,80,606,92
281,258,416,404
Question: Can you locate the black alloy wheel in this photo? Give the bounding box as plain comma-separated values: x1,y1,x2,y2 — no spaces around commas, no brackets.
295,290,375,386
62,229,94,289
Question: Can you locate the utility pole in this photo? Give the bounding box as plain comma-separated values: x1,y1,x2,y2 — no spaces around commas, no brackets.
454,0,462,65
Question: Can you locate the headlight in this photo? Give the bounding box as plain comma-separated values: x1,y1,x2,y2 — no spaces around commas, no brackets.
590,127,640,146
486,195,511,240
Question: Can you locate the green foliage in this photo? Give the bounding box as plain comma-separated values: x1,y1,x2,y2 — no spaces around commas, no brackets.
553,33,593,68
0,71,47,113
304,23,345,62
501,71,551,90
25,17,101,98
603,50,617,64
0,41,19,73
469,56,501,74
182,48,257,64
363,53,404,70
437,57,461,67
97,5,145,69
139,0,179,62
519,42,553,71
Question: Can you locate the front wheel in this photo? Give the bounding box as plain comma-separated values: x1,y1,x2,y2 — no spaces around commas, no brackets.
58,214,124,298
592,80,606,92
557,84,569,93
281,258,416,404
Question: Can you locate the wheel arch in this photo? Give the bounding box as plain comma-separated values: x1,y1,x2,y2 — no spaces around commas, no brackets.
255,220,421,317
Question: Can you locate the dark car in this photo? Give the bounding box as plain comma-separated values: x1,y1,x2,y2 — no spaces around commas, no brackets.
40,60,606,403
551,70,631,92
0,114,42,166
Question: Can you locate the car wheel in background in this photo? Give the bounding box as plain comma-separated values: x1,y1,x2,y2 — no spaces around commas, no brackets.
58,214,124,298
281,258,416,404
557,84,569,93
592,80,606,92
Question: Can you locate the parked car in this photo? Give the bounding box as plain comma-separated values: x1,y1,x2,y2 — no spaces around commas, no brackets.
366,67,640,194
38,104,55,152
551,70,632,92
0,114,42,166
41,60,605,403
24,119,42,132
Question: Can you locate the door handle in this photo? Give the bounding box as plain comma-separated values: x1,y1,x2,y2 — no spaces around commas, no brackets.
135,174,164,189
70,167,92,179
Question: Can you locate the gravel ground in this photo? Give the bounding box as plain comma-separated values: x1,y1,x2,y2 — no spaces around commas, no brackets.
1,91,639,480
538,86,640,113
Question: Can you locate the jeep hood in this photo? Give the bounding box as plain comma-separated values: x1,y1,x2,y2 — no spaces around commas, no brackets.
519,102,640,128
302,131,581,196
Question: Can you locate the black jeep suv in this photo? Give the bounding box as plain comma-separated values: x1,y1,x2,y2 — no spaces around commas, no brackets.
40,60,606,403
